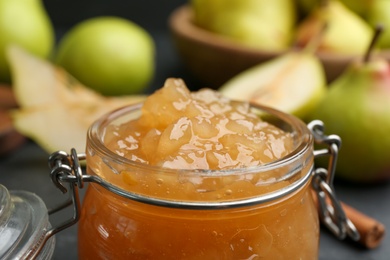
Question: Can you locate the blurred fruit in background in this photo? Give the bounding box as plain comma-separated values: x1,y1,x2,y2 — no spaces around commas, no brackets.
296,0,376,18
0,2,157,154
170,0,390,87
0,0,54,83
367,0,390,48
54,16,155,96
219,49,327,121
295,0,373,55
309,27,390,183
191,0,296,51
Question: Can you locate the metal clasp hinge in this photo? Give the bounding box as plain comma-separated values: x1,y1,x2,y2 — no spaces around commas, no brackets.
28,149,86,259
308,120,360,241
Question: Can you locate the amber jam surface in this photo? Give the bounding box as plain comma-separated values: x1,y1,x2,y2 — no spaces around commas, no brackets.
78,78,319,259
106,78,294,170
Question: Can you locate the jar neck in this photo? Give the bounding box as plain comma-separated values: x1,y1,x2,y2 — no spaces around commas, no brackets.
85,150,314,210
85,103,314,209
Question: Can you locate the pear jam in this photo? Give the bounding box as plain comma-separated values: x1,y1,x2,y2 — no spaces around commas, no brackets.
78,78,319,259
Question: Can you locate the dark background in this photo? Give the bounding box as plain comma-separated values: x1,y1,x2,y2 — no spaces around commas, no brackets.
42,0,188,33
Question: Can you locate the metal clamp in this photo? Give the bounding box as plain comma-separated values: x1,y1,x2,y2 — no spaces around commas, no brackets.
27,149,85,259
308,120,360,241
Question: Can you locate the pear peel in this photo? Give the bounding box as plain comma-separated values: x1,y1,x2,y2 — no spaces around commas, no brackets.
219,51,327,120
7,45,146,154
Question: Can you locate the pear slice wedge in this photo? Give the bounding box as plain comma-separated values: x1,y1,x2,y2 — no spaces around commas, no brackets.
7,45,146,154
219,51,327,120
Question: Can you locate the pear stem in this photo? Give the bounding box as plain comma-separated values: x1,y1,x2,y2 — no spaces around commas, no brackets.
363,24,384,63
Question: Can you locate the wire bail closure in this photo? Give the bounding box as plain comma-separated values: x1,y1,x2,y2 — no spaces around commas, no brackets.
38,120,360,258
26,150,84,259
308,120,360,241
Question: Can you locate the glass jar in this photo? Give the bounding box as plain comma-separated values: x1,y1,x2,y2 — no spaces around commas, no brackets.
0,184,55,259
81,103,317,259
48,103,359,259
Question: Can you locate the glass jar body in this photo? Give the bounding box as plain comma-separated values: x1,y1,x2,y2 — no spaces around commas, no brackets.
77,103,319,259
78,179,318,259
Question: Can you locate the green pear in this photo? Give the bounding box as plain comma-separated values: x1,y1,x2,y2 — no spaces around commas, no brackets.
310,28,390,183
191,0,296,51
219,49,327,120
0,0,54,83
295,0,373,55
54,17,155,96
367,0,390,48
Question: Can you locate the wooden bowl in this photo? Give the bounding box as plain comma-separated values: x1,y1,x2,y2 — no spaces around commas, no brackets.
169,5,390,88
168,5,284,88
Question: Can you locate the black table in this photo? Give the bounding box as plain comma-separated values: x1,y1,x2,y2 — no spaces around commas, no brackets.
1,3,390,259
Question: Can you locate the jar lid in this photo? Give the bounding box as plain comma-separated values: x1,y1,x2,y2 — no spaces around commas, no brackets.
0,184,55,259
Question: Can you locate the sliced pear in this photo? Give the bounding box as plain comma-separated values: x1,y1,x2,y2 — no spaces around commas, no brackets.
7,45,146,154
12,105,89,154
219,51,327,120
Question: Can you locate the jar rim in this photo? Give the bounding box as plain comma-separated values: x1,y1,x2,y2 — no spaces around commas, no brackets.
87,102,313,176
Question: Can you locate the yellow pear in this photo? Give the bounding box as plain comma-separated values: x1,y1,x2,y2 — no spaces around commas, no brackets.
191,0,296,51
295,0,373,55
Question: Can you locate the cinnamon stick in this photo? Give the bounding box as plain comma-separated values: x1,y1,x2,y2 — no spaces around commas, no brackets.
311,190,385,249
0,84,18,109
0,85,25,155
0,109,26,155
